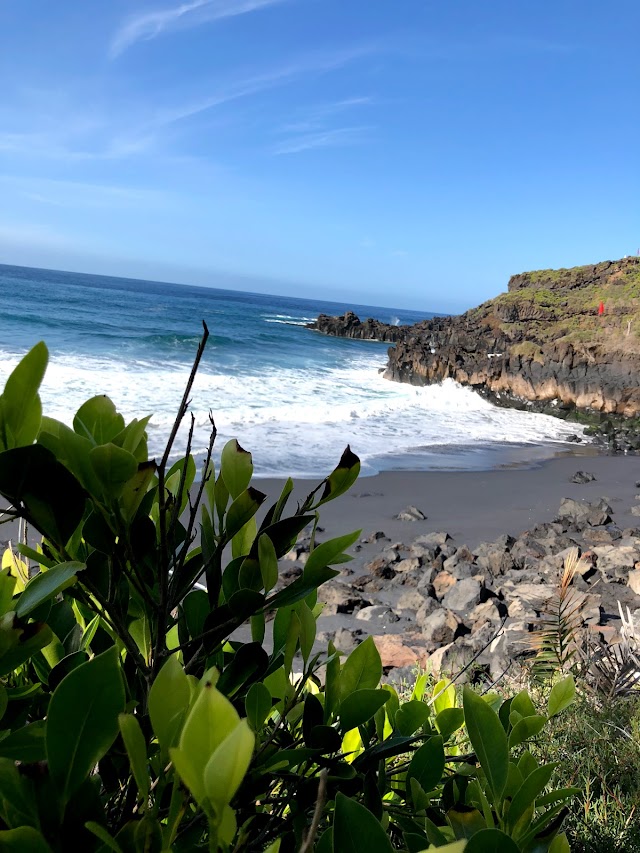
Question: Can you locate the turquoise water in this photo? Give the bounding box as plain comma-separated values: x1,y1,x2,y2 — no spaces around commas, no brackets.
0,264,583,476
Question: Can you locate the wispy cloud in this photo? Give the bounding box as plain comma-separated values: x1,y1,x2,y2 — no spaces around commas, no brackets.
110,0,288,58
273,126,372,155
273,95,374,155
0,175,167,210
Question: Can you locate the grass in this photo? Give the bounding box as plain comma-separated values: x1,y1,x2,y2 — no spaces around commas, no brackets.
530,694,640,853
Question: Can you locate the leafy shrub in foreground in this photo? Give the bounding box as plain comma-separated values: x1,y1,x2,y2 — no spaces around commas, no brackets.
0,333,577,851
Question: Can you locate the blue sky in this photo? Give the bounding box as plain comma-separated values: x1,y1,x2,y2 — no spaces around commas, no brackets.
1,1,639,311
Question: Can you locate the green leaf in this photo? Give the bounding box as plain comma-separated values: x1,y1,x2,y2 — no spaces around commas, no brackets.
0,827,52,852
73,395,124,445
339,689,389,733
0,342,48,451
0,445,86,545
508,714,546,749
407,735,445,798
0,622,53,678
303,530,361,583
547,675,576,718
316,446,361,507
203,719,255,811
0,721,46,763
46,646,125,804
89,443,138,498
549,832,571,853
510,689,537,719
463,686,509,802
435,707,465,740
338,636,382,701
333,792,393,853
148,655,191,753
85,821,124,852
447,806,487,840
0,757,39,829
506,763,555,833
15,561,85,619
296,601,316,664
119,714,150,802
225,487,266,540
395,700,431,736
465,828,520,852
245,682,272,732
220,439,253,499
258,534,278,593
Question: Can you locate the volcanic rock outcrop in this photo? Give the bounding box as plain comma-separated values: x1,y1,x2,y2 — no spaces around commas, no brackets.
309,258,640,417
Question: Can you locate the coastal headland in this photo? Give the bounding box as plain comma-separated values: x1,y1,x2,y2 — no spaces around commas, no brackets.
309,257,640,437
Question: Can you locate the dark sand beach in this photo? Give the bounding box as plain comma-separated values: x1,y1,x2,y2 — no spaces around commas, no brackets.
256,452,640,561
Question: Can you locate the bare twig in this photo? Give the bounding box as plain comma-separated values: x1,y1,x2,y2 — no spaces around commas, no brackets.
298,770,328,853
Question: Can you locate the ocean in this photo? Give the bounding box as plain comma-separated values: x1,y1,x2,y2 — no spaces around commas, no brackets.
0,264,584,477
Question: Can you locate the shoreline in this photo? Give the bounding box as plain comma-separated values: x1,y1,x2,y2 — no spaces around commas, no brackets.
254,450,640,553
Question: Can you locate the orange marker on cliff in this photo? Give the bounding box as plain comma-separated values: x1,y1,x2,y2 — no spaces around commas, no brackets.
598,301,605,315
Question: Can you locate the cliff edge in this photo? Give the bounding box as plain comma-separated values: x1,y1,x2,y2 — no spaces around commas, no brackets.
309,257,640,417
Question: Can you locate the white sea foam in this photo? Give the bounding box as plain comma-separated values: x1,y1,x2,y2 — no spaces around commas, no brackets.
0,348,586,477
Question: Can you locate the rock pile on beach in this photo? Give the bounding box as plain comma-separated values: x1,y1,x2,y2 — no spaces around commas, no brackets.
284,491,640,682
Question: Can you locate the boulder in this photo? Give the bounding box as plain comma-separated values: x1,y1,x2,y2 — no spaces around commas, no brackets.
395,505,427,522
372,635,427,668
433,571,457,600
355,605,400,623
628,570,640,596
421,609,460,648
570,470,596,484
441,578,483,613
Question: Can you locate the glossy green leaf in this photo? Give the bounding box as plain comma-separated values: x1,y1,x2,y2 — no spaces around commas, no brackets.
433,678,456,715
170,675,240,806
0,757,39,829
225,487,266,540
0,827,52,852
220,439,253,499
510,689,537,720
303,529,360,582
315,446,361,507
407,735,445,798
203,719,255,811
119,714,150,802
245,682,272,731
395,700,431,736
296,600,316,663
435,707,465,740
0,342,48,452
0,444,86,545
0,721,46,763
338,636,382,701
258,534,278,593
73,395,124,445
340,689,389,733
46,646,125,803
547,675,575,718
15,561,85,619
507,762,555,833
85,821,124,852
148,655,191,752
333,792,393,853
463,686,509,801
508,714,546,749
549,832,571,853
0,621,53,677
89,443,138,498
465,828,520,852
447,806,487,840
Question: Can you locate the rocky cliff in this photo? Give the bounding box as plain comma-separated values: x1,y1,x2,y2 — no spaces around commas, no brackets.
309,258,640,418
